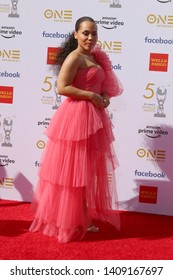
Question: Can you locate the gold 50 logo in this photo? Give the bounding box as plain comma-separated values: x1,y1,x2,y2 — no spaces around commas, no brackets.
142,82,168,117
44,9,72,22
41,76,62,109
143,83,168,100
42,76,54,92
137,148,166,162
143,83,155,99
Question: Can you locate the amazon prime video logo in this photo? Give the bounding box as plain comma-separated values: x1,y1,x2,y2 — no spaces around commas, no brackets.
138,125,168,139
0,26,22,39
0,155,15,166
95,16,124,30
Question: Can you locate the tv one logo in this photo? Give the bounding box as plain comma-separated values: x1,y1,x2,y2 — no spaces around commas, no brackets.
147,14,173,27
137,148,166,161
97,40,122,53
0,49,20,61
0,177,13,189
36,140,45,149
44,9,72,21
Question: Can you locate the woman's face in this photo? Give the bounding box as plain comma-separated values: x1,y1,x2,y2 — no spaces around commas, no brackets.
74,21,98,53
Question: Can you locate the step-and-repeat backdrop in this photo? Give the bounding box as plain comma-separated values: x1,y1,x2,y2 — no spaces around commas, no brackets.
0,0,173,216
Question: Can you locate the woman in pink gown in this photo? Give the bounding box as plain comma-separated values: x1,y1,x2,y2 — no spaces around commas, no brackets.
29,16,123,243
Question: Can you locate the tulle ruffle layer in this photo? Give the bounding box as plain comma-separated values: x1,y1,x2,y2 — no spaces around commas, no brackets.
46,98,114,141
29,181,90,243
30,115,120,242
30,169,120,243
39,130,117,187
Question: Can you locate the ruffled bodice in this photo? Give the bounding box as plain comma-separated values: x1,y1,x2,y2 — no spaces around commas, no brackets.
46,66,114,142
70,45,123,98
72,67,105,94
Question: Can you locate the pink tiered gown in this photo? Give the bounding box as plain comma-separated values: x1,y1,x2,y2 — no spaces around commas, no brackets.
29,46,123,243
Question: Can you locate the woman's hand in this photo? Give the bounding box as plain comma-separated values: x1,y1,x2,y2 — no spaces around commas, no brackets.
101,93,110,108
90,93,104,108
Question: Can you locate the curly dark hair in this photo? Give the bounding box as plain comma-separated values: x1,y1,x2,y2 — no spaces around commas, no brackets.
54,16,95,66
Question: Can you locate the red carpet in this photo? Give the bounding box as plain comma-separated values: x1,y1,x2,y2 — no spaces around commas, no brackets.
0,199,173,260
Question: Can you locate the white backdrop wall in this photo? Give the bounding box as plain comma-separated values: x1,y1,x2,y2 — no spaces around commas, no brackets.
0,0,173,216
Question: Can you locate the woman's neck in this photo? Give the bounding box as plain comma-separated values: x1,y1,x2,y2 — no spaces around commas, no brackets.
76,47,92,57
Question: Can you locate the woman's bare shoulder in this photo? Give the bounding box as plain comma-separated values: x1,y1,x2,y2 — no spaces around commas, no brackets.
66,50,82,61
63,50,82,67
